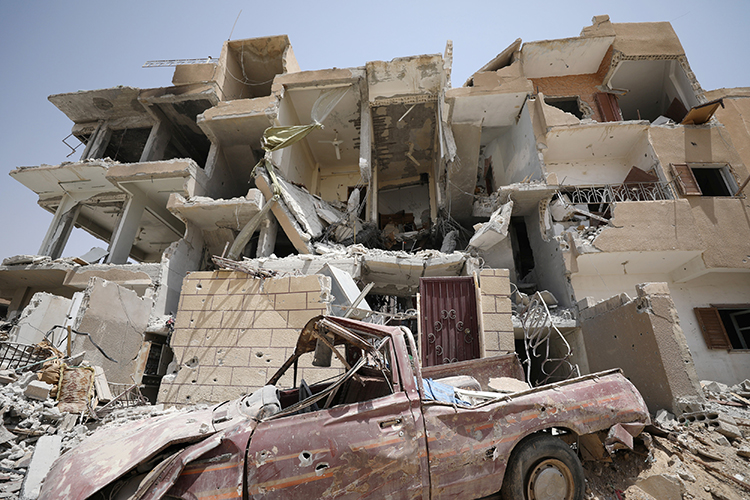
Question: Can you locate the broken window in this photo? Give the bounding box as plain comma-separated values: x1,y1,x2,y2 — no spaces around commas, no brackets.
695,306,750,350
671,163,737,197
546,97,585,119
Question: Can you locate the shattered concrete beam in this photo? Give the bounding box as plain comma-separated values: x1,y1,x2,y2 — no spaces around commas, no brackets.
254,170,314,254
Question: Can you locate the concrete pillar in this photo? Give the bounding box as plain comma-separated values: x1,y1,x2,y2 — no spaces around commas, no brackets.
38,193,81,259
81,121,112,160
7,287,31,321
139,120,171,162
359,84,374,223
106,192,146,264
256,214,279,257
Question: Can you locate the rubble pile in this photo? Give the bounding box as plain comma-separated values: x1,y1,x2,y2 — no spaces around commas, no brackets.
0,364,170,500
583,380,750,500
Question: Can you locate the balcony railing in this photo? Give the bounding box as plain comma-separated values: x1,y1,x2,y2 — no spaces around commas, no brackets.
563,181,677,206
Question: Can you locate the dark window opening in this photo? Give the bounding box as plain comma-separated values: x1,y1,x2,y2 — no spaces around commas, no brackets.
102,128,152,163
545,97,584,119
510,217,535,282
695,306,750,350
692,168,733,197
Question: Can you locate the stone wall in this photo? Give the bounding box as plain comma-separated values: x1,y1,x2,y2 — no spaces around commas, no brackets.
477,269,514,356
158,271,336,406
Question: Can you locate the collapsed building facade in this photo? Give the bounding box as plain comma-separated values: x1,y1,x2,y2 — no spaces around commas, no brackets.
1,16,748,413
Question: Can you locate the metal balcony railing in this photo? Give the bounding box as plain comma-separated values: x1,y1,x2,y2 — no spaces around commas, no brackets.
563,181,677,206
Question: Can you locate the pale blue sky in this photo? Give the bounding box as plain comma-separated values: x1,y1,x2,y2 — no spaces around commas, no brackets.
1,0,748,259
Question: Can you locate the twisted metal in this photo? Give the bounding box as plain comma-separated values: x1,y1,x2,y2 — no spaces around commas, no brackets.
520,292,580,386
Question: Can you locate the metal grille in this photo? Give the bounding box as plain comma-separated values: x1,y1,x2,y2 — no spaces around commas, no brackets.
564,181,676,206
520,293,579,386
0,342,49,372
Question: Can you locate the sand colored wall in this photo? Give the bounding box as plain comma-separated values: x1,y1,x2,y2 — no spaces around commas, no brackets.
580,283,702,413
610,22,684,57
477,269,514,356
158,271,335,406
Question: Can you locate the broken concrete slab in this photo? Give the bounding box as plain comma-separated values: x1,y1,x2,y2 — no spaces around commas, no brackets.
10,292,72,346
467,201,513,251
488,377,530,393
23,381,53,401
19,435,62,500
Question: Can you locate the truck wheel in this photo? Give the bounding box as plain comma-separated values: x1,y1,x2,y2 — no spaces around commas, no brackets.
500,434,584,500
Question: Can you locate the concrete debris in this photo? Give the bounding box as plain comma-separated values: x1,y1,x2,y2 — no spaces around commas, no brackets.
19,435,60,500
21,383,52,403
654,409,677,430
487,377,530,393
467,200,513,251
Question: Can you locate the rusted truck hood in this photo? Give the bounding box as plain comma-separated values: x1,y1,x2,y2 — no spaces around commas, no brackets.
38,402,249,500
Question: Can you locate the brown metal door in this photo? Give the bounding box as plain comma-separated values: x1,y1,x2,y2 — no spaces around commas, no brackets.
419,277,479,366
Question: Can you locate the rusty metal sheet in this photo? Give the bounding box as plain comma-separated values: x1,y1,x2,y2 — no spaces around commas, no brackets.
38,406,219,500
419,277,479,367
421,370,650,499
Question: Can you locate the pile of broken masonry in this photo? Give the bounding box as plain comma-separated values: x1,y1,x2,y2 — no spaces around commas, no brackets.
0,349,746,499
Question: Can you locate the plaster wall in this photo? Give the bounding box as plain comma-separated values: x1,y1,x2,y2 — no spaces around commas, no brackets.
73,277,152,384
580,283,702,413
158,271,335,406
547,158,633,186
366,55,443,101
625,134,659,174
525,212,575,308
273,97,315,187
571,272,750,385
215,41,247,101
610,22,684,57
703,92,750,173
484,104,542,186
318,165,362,203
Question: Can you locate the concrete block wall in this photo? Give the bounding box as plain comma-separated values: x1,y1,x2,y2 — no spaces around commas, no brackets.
158,271,338,406
478,269,514,357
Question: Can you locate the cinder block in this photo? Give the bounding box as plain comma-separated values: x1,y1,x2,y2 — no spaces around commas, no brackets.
215,348,252,367
24,380,54,401
290,275,324,293
227,277,261,295
479,269,498,279
253,310,289,329
236,328,272,348
275,292,308,310
170,328,205,348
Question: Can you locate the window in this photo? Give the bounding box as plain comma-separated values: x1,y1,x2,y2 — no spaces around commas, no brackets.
545,97,584,119
671,163,737,197
695,306,750,350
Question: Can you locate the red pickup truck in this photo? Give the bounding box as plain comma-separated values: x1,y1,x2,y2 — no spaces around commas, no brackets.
39,315,650,500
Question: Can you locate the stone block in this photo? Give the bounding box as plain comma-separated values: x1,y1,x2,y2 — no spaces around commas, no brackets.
498,331,515,352
231,367,269,388
244,293,274,311
180,294,210,311
263,277,290,294
226,277,261,295
290,275,324,293
210,293,245,311
191,310,223,329
482,331,499,351
480,276,509,296
495,296,512,314
198,365,234,386
174,384,214,405
275,292,308,310
636,282,671,297
253,310,289,329
236,328,272,348
24,381,53,401
483,313,513,333
576,296,597,311
306,291,327,308
481,295,496,313
174,310,193,329
215,348,252,367
287,310,319,328
221,310,254,329
270,328,299,348
179,347,215,366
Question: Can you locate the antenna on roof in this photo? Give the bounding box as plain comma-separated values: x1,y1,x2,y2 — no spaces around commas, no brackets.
228,9,242,40
142,57,216,68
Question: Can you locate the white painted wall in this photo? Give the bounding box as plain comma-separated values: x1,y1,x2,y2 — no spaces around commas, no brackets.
318,166,362,203
484,103,542,186
571,271,750,385
273,97,315,187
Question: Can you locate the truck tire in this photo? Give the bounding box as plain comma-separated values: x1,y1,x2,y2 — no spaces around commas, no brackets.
500,433,584,500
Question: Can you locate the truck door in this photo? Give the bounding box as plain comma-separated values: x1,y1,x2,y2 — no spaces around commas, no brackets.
246,338,426,499
419,276,480,366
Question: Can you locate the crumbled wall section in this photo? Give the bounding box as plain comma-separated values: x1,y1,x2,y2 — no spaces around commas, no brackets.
478,269,514,356
579,282,702,414
158,271,335,406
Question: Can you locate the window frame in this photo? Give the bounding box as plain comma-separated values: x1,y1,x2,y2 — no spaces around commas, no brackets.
695,305,750,351
670,163,738,197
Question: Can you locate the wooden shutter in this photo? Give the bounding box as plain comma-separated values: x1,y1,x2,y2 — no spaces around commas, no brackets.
671,163,702,196
694,307,732,349
595,93,623,122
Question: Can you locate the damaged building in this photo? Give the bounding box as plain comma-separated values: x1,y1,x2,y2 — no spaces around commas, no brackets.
1,17,749,415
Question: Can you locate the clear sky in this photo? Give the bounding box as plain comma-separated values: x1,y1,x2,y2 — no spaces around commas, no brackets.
1,0,748,260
